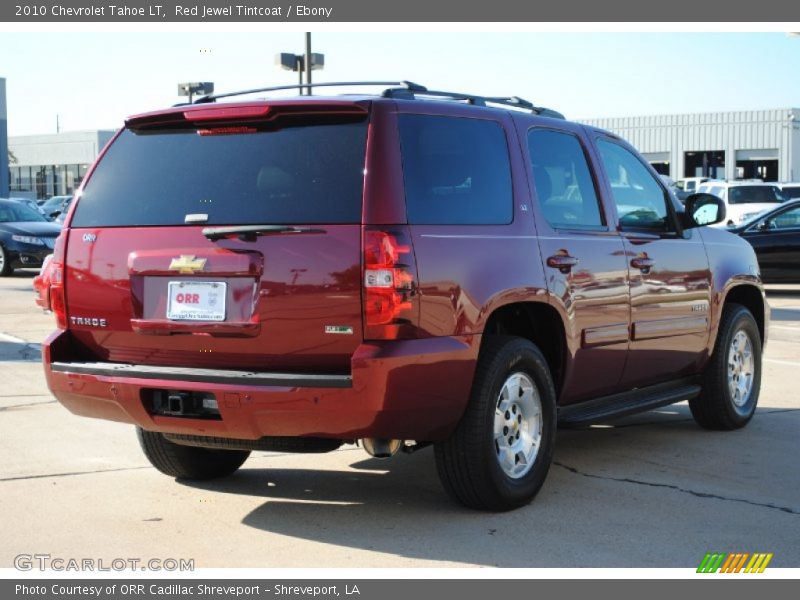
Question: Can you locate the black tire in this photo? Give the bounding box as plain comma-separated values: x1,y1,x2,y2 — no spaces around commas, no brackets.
690,304,762,430
137,427,250,480
0,245,12,277
434,336,557,511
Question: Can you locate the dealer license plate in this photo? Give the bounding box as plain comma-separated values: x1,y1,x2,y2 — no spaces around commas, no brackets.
166,281,226,321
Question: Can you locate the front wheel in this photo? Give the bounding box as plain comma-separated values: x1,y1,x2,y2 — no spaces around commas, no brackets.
0,245,12,276
137,428,250,480
690,304,762,430
435,336,557,511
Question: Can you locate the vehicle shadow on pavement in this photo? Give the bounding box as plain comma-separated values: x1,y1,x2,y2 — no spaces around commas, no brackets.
764,288,800,298
174,406,768,567
770,307,800,322
0,340,41,362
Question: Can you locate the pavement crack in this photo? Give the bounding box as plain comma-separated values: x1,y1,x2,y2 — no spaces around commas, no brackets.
553,461,799,515
0,400,56,411
0,466,150,482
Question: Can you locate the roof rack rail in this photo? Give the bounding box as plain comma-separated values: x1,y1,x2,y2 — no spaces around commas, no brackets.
191,79,564,119
193,80,427,104
381,85,564,119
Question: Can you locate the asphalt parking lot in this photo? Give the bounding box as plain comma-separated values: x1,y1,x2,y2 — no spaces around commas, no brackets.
0,270,798,568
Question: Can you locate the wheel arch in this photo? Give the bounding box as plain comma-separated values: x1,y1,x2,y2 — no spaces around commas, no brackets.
714,282,767,353
480,301,567,396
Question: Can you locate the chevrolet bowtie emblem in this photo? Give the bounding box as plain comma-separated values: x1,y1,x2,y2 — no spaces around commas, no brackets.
169,255,207,274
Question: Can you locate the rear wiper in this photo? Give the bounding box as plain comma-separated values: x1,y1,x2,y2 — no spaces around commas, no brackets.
202,225,327,242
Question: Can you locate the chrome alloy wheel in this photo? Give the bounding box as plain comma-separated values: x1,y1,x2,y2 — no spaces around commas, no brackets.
728,330,755,407
494,372,542,479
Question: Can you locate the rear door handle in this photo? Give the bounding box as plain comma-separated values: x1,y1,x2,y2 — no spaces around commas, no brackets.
546,254,579,274
630,256,655,272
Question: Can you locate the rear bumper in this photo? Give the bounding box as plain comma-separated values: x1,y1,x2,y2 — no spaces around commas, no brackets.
43,330,479,442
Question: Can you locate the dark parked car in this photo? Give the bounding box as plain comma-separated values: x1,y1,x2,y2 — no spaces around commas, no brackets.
730,199,800,283
9,197,46,216
39,82,767,511
0,198,61,276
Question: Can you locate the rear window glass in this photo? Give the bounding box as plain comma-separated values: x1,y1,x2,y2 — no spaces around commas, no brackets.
398,115,512,225
71,121,368,227
728,185,784,205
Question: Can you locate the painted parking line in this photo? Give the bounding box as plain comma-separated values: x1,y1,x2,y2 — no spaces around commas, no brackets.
0,332,29,344
765,358,800,367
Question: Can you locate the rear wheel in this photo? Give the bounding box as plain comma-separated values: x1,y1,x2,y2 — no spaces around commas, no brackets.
435,336,557,511
0,245,12,276
690,304,762,430
137,427,250,480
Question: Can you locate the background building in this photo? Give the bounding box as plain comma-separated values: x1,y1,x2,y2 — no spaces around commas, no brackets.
5,107,799,202
8,130,115,199
580,108,800,182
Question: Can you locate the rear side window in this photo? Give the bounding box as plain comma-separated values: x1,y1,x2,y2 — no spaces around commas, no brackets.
398,115,512,225
728,185,784,205
71,121,368,227
699,185,723,198
528,129,604,230
783,187,800,200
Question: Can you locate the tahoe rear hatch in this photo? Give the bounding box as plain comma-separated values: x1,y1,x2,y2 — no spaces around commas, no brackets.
62,102,369,374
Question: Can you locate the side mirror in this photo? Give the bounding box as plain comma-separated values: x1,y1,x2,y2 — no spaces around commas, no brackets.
682,193,726,228
49,210,61,219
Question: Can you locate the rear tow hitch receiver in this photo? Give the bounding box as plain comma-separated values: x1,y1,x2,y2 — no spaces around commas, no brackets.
143,389,221,420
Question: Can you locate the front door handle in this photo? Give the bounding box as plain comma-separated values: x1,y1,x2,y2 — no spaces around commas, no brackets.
546,253,579,274
630,256,655,273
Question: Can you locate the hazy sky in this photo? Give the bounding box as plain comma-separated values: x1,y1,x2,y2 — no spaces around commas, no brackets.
2,31,799,135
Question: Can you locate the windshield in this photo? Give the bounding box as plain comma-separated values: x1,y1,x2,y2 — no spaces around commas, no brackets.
42,196,67,211
72,119,368,227
0,202,48,223
728,185,784,205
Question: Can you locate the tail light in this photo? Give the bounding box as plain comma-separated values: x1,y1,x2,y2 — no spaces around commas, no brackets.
362,226,419,340
49,233,68,329
32,256,51,310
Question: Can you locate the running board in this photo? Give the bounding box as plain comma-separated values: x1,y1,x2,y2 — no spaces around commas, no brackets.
50,361,352,389
557,380,701,426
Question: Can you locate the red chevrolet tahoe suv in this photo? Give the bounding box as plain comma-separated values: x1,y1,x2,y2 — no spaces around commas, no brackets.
41,82,767,511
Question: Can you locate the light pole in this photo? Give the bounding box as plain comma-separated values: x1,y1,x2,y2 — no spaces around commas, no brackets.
0,77,9,199
275,33,325,95
305,32,312,93
177,81,214,103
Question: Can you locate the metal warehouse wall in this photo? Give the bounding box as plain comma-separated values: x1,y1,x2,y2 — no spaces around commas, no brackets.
9,130,116,167
580,108,799,182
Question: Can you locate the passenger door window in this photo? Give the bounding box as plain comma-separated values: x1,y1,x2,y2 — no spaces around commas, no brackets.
527,129,605,230
596,139,675,233
766,206,800,230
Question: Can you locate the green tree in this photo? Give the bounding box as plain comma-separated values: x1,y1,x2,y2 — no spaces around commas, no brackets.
7,149,16,164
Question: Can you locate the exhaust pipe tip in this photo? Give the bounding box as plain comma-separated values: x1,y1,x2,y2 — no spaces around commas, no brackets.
361,438,403,458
